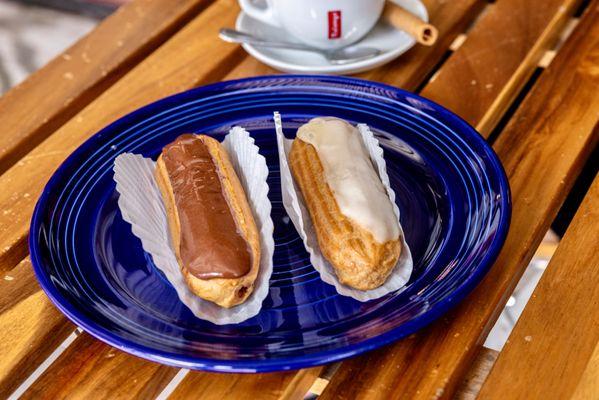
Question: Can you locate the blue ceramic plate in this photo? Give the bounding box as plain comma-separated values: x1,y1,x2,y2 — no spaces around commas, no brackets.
30,76,510,372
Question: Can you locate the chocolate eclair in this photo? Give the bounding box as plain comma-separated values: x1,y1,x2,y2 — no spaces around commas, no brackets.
155,134,260,308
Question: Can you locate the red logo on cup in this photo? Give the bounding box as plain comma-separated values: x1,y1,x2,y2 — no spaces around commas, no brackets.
328,10,342,39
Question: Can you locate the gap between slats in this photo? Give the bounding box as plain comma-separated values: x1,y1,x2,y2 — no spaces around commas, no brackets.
155,370,190,400
7,329,82,400
487,15,580,143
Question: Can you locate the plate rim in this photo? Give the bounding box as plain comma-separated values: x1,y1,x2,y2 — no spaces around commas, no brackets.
29,74,511,373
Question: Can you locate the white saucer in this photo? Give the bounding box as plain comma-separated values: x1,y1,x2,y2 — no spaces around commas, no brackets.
235,0,428,75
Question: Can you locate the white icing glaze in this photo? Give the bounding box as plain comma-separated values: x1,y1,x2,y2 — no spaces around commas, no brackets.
296,117,399,243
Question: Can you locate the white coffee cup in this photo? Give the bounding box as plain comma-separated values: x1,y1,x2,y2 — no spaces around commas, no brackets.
238,0,386,49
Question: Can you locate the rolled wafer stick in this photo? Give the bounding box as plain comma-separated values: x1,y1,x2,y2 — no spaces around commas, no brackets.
383,1,438,46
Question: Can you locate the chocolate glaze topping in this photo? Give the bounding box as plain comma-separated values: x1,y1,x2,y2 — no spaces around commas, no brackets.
162,134,251,280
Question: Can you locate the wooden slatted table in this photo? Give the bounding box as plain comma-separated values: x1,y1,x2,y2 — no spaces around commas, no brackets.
1,0,597,399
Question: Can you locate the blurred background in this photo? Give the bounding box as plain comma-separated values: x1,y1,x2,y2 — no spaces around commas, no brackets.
0,0,126,94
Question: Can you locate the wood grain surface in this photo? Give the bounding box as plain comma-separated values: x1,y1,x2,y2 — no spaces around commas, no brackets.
169,367,323,400
0,0,213,175
0,0,243,272
0,258,74,399
320,2,599,398
20,333,178,400
359,0,485,88
571,343,599,400
478,176,599,399
420,0,582,136
224,56,278,81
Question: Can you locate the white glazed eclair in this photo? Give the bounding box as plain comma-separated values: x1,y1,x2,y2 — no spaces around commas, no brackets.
289,118,401,290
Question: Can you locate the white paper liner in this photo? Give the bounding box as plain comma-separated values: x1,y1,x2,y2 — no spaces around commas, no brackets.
113,127,274,325
274,112,413,301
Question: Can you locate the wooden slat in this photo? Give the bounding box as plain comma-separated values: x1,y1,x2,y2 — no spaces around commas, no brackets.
168,367,323,400
0,258,74,399
20,333,178,400
0,0,214,175
420,0,583,136
0,0,244,272
478,176,599,399
320,2,599,399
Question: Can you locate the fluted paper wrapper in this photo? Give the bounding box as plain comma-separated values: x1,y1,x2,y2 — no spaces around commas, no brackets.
274,112,413,301
113,127,274,324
